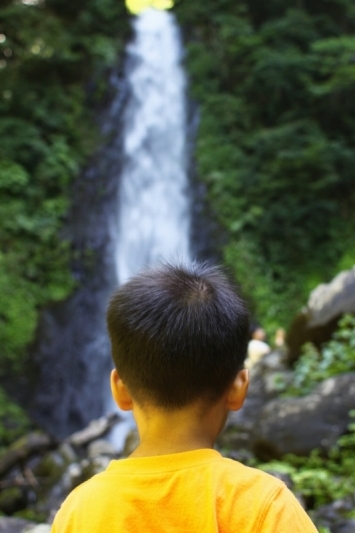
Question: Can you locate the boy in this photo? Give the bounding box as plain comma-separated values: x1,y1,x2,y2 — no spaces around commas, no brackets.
51,262,317,532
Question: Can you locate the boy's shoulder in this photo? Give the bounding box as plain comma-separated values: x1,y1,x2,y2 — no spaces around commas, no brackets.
97,449,284,487
215,456,317,532
61,450,285,499
211,454,288,505
56,450,285,504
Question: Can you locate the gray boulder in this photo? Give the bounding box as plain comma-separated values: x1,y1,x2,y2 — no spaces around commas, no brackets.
287,267,355,361
308,268,355,327
251,373,355,460
0,518,33,533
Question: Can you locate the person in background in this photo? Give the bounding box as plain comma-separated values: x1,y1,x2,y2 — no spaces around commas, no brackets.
246,323,271,368
274,327,286,348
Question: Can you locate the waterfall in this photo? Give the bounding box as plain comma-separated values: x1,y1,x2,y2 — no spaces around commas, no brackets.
117,8,190,283
109,8,191,449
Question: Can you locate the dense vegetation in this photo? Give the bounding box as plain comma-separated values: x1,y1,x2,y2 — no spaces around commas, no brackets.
0,0,129,375
174,0,355,331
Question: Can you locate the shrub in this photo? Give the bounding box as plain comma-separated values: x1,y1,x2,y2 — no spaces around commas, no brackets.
287,314,355,396
256,411,355,509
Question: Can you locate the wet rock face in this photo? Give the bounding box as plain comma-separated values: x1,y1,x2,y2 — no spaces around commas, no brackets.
251,373,355,460
287,267,355,362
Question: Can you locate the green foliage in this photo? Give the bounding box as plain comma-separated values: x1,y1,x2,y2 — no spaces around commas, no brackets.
287,314,355,396
174,0,355,329
0,1,129,372
13,509,46,524
256,411,355,509
0,386,31,450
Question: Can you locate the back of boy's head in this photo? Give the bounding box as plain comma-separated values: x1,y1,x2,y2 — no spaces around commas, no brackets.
106,262,249,409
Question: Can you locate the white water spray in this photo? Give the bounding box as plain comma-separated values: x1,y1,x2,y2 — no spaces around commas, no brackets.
117,8,190,284
110,8,191,450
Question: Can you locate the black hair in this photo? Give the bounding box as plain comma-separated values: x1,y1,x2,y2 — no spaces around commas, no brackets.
106,262,249,409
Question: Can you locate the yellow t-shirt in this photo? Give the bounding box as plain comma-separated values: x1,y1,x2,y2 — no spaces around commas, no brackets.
51,449,318,532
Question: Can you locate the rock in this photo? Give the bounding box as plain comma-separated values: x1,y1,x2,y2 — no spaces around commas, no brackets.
312,496,355,533
34,450,68,482
263,371,293,395
0,431,54,477
260,351,288,371
57,443,77,464
308,268,355,327
251,373,355,460
334,523,355,533
0,518,33,533
287,267,355,361
67,413,120,447
287,311,340,363
23,526,51,533
0,417,123,525
87,439,117,459
65,462,82,486
30,448,74,518
0,487,26,515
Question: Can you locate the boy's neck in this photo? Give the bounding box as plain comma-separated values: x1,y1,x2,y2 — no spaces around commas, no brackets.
129,398,229,458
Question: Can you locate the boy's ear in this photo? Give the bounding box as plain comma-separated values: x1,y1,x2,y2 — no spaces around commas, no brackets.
226,369,249,411
110,369,134,411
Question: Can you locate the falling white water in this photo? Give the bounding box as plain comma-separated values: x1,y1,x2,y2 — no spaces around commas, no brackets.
109,8,191,450
117,8,190,283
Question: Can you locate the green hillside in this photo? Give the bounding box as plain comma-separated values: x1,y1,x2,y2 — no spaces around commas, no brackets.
0,0,129,373
175,0,355,331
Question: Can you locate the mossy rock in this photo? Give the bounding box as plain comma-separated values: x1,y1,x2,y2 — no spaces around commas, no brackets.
0,487,26,515
34,452,66,482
